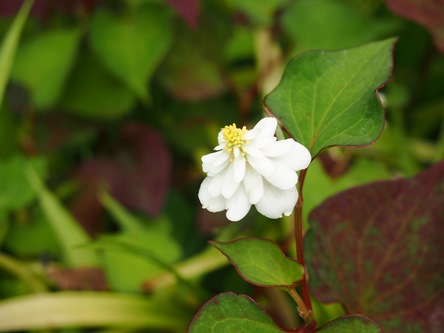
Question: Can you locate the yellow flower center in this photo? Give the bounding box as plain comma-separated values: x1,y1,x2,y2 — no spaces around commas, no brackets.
222,123,248,158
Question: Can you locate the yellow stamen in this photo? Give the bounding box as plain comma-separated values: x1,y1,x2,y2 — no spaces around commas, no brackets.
222,123,248,160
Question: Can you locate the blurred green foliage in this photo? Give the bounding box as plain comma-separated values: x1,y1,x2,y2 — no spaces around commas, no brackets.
0,0,442,332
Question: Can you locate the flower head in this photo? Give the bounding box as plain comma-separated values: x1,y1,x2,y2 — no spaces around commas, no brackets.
198,117,311,221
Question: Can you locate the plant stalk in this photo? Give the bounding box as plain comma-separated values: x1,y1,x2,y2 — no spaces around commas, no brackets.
294,169,314,323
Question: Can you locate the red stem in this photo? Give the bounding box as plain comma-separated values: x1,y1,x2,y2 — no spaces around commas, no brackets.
294,169,314,321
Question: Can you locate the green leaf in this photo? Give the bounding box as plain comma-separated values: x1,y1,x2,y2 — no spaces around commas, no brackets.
158,16,228,101
90,4,173,101
316,315,382,333
188,292,284,332
210,238,303,288
264,38,396,158
0,155,46,212
11,28,80,109
282,0,400,54
0,0,33,109
24,166,99,268
99,194,182,292
0,292,190,332
60,52,135,119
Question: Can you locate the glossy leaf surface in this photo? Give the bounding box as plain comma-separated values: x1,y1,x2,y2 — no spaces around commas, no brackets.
264,39,395,158
305,161,444,332
188,292,285,332
211,238,303,287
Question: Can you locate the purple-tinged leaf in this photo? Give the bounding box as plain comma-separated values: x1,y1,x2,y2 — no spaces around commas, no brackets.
385,0,444,54
305,161,444,332
77,123,171,217
210,238,304,288
315,315,382,333
165,0,200,28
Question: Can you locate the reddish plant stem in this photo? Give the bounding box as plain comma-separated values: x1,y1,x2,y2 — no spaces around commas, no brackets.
294,169,314,322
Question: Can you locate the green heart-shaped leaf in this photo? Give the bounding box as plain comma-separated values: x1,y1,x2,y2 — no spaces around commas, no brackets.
264,38,395,158
210,238,303,288
188,292,284,332
12,28,80,109
90,4,173,101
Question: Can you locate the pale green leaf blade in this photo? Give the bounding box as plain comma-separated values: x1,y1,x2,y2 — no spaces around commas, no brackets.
210,238,303,287
282,0,400,54
11,28,80,109
264,38,396,158
188,292,284,332
0,0,33,108
90,4,173,101
316,315,382,333
0,292,190,332
24,166,99,267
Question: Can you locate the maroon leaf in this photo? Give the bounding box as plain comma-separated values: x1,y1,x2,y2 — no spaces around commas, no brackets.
165,0,200,28
305,161,444,332
77,123,171,217
385,0,444,54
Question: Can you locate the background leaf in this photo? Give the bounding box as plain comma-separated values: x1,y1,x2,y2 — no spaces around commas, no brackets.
210,238,304,287
305,161,444,332
188,292,285,332
282,0,400,54
264,38,395,158
385,0,444,54
60,52,136,119
0,292,190,332
11,28,80,109
25,166,99,268
0,0,32,108
90,4,173,101
158,14,228,101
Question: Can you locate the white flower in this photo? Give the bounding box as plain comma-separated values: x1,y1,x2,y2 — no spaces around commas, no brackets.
198,117,311,222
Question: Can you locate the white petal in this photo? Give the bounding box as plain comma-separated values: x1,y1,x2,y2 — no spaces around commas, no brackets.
245,117,277,140
221,163,240,198
272,141,311,171
247,155,276,177
243,166,264,204
226,186,251,221
255,181,298,219
198,177,226,212
248,136,276,150
202,150,230,175
262,139,294,157
202,151,223,172
233,155,246,183
207,171,225,197
264,163,298,190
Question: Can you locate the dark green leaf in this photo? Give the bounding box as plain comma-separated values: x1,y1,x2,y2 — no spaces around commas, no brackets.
188,292,285,332
60,53,135,119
